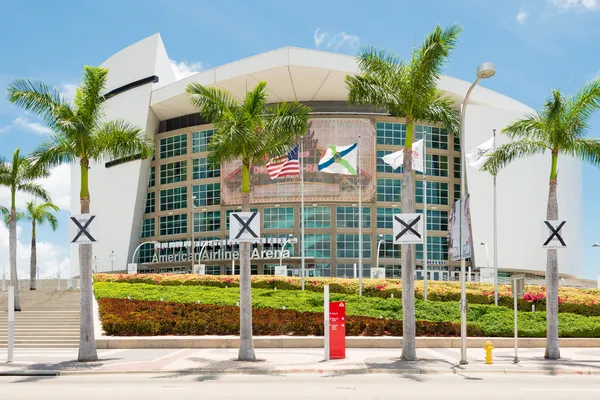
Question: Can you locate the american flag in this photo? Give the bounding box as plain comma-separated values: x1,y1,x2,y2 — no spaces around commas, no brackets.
266,145,300,180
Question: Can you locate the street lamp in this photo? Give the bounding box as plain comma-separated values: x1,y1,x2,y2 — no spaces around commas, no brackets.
593,243,600,288
480,241,497,306
376,234,385,278
459,62,496,365
191,196,197,272
279,234,295,270
131,241,160,265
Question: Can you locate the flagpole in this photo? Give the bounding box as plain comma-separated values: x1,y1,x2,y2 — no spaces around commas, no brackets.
300,138,306,291
493,129,498,306
423,134,428,301
358,134,363,296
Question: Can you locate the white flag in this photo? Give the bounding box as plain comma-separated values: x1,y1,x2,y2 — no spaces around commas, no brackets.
381,139,424,172
466,137,494,170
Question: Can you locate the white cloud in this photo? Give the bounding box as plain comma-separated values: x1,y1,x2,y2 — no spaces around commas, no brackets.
0,223,70,279
312,28,360,52
12,116,53,135
59,82,78,103
0,164,71,210
516,9,529,23
170,59,203,81
549,0,599,10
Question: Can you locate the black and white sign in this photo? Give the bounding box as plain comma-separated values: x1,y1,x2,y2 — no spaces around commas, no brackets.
229,212,261,242
393,213,424,244
70,214,97,244
542,220,567,249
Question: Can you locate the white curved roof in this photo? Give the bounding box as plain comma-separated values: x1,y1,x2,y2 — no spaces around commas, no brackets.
149,46,532,121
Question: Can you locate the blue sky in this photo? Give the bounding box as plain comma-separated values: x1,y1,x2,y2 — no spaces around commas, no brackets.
0,0,599,278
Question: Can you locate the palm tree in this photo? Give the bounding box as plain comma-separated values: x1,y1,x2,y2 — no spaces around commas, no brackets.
482,79,600,360
345,25,461,360
0,149,51,311
7,66,153,361
24,202,59,290
186,80,310,361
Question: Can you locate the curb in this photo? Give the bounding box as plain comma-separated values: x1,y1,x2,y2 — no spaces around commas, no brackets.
0,370,60,377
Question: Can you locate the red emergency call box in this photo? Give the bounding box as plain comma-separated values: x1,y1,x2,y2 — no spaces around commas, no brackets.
329,301,346,359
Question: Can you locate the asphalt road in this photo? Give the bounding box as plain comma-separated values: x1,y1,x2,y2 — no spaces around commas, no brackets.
1,373,600,399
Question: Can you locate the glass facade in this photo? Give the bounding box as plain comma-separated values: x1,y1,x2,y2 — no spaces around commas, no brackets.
303,234,331,258
159,214,187,236
376,207,400,229
192,183,220,206
194,211,221,233
141,218,155,238
377,178,401,202
416,181,449,205
159,187,187,211
416,236,449,261
303,206,331,228
336,207,371,228
160,134,187,159
192,157,220,180
160,160,187,184
336,234,371,258
145,192,155,214
264,207,294,229
192,129,215,153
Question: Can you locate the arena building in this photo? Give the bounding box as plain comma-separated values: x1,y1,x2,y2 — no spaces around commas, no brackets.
69,34,583,280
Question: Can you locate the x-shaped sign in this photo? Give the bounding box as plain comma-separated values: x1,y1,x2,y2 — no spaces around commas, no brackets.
71,216,96,243
544,220,566,247
395,215,421,241
233,212,258,239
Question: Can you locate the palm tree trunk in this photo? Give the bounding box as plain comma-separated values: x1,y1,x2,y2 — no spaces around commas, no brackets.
9,191,21,311
545,151,560,360
78,160,98,362
30,221,37,290
401,120,417,361
238,160,256,361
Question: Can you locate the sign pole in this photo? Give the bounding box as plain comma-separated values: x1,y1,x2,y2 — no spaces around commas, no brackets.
324,284,330,361
423,132,428,301
300,138,306,290
358,134,363,296
493,129,499,306
513,278,519,363
8,285,14,363
232,258,235,276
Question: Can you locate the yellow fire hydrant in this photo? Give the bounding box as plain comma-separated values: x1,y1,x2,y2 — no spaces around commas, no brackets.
484,340,494,364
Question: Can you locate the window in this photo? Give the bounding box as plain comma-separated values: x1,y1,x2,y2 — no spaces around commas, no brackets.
421,126,448,150
376,150,402,174
194,211,221,233
141,218,155,238
192,129,215,153
263,207,294,229
454,135,461,152
416,236,449,261
225,208,258,230
336,234,372,258
148,167,155,187
264,234,295,257
377,178,401,202
376,207,401,229
225,264,258,275
159,214,187,236
308,263,331,277
454,183,461,203
138,242,155,263
416,209,449,231
144,192,155,214
192,183,220,206
205,265,221,275
160,134,187,159
159,187,187,211
303,234,331,258
160,160,187,184
380,234,401,259
303,206,331,228
192,157,220,179
336,263,372,278
383,264,402,279
454,157,461,179
336,207,371,228
424,154,448,177
376,122,405,146
416,181,448,205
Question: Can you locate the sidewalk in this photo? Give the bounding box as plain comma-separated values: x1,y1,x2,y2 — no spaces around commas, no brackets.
2,347,600,376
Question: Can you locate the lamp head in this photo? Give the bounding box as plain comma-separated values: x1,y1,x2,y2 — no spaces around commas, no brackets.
593,243,600,247
477,62,496,79
480,242,486,246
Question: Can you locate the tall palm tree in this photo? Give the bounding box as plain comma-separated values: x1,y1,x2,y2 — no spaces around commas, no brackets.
345,25,461,361
24,202,59,290
0,149,51,311
186,80,310,361
7,66,153,361
482,79,600,360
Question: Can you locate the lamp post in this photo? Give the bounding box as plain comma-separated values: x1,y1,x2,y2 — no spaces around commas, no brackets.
459,62,496,365
191,196,197,272
131,241,160,265
280,234,295,270
593,243,600,288
480,241,497,305
109,251,115,272
376,234,385,278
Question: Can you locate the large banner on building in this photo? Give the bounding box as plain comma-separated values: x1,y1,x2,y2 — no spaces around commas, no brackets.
220,118,375,204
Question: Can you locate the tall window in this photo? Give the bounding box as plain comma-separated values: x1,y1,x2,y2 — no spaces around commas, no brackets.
303,234,331,258
336,234,372,258
192,129,215,153
454,183,461,203
376,122,405,146
336,263,372,278
377,178,401,202
416,181,448,205
416,209,449,231
416,236,448,260
336,206,371,228
376,207,401,229
192,157,220,179
141,218,155,238
148,166,155,187
160,160,187,184
144,192,155,214
454,157,461,179
194,211,221,232
138,242,155,263
160,134,187,159
303,206,331,228
263,207,294,229
424,154,448,177
225,208,258,230
376,150,402,174
159,214,187,236
419,126,448,150
380,234,401,259
159,187,187,211
192,183,220,206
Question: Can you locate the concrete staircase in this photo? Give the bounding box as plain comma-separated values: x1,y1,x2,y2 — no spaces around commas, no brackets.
0,286,80,348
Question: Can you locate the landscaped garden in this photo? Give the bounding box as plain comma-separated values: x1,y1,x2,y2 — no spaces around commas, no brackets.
94,274,600,338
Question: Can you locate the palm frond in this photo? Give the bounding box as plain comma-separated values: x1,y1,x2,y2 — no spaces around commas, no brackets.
419,93,459,135
346,73,399,111
502,113,547,141
26,201,60,231
562,138,600,167
566,78,600,138
186,83,237,122
355,47,404,83
481,139,548,176
6,78,64,131
1,209,25,228
74,66,108,130
89,120,153,162
264,102,310,142
17,182,51,202
243,81,268,117
30,133,78,171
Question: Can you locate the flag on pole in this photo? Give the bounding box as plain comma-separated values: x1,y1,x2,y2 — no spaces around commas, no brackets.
266,145,300,180
381,139,424,172
466,137,494,170
318,143,358,175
